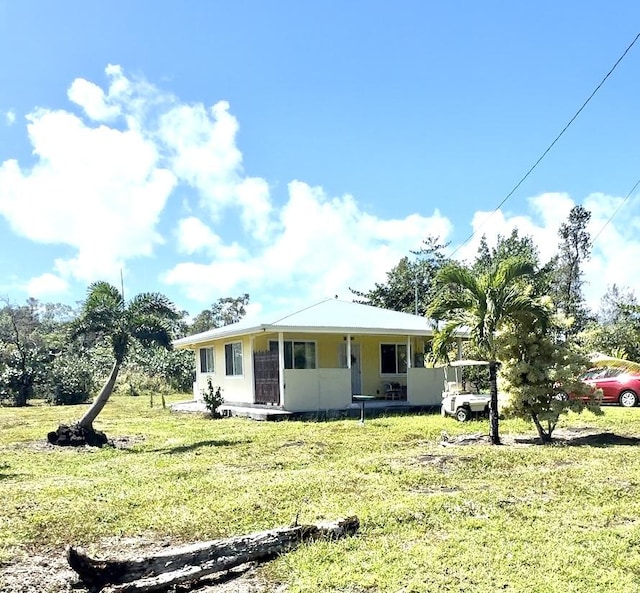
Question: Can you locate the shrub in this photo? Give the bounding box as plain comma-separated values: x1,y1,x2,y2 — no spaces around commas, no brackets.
45,355,94,406
201,377,224,417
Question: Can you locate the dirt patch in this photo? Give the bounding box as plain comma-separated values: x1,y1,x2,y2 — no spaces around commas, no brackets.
10,435,146,453
416,453,474,468
0,539,286,593
438,427,640,447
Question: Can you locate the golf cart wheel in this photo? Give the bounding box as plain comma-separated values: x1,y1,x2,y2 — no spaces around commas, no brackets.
619,390,638,408
455,406,471,422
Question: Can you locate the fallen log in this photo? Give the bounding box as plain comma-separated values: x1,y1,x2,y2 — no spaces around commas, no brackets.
67,516,359,592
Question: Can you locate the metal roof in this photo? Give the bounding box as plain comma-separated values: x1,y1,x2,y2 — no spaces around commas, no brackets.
173,298,468,348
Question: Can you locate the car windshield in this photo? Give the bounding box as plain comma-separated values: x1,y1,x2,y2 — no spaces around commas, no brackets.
582,367,626,380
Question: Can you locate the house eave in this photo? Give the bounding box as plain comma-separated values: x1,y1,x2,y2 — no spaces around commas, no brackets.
174,323,469,349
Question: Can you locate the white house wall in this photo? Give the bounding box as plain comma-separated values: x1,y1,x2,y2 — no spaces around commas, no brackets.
283,368,351,412
408,367,443,406
194,335,254,404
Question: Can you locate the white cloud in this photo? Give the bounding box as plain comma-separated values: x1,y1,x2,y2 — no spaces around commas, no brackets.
163,180,452,303
175,216,247,260
453,192,576,265
0,106,175,282
236,177,273,240
67,78,120,121
5,64,638,320
25,273,69,298
176,217,220,255
583,193,640,309
5,110,15,125
159,101,241,207
3,65,451,310
0,66,181,287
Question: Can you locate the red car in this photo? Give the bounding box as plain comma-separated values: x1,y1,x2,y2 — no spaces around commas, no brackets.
579,367,640,407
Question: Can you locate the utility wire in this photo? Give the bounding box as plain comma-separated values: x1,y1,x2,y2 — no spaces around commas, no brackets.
449,31,640,259
591,176,640,245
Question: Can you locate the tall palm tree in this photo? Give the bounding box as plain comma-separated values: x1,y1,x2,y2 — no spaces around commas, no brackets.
428,258,548,444
49,282,178,445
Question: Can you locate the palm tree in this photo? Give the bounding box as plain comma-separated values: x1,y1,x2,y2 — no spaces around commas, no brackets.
48,282,178,446
428,257,548,444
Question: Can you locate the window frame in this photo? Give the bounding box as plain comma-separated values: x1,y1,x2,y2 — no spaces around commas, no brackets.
380,343,408,375
199,347,215,374
269,340,317,370
224,341,244,377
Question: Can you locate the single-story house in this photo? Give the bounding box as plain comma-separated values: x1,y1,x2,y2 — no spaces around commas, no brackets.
173,298,467,414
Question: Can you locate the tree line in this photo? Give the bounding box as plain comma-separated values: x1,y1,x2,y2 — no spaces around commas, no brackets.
0,291,250,409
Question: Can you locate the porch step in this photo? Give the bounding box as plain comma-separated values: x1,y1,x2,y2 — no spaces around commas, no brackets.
218,404,292,421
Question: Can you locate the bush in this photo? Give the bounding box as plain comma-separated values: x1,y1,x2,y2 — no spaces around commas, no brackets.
45,355,94,405
202,377,224,417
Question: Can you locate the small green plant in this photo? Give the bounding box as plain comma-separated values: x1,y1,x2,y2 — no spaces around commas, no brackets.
201,377,223,417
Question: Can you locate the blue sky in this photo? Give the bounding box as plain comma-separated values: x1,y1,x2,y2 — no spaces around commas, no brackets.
1,1,640,319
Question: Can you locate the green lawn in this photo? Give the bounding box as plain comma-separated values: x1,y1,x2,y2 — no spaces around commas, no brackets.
2,396,640,592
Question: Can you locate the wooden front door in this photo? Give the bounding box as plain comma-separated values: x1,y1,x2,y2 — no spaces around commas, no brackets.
253,350,280,405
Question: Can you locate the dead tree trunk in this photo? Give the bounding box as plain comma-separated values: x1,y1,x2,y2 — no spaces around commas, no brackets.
67,516,359,592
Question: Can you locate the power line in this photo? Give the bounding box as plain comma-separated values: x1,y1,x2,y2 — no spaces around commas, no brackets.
449,31,640,259
591,176,640,246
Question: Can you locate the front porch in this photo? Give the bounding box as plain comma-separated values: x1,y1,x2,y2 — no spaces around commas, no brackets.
172,397,437,421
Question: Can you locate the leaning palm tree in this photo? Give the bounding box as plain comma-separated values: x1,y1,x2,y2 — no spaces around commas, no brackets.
428,257,549,445
48,282,178,446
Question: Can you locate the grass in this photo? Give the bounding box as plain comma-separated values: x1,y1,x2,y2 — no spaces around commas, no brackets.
2,396,640,592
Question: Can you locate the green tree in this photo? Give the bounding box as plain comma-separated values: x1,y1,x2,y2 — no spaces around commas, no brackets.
553,205,593,333
499,308,599,442
579,285,640,361
48,282,179,445
473,229,556,297
351,236,450,316
428,257,549,444
190,294,250,334
0,299,49,406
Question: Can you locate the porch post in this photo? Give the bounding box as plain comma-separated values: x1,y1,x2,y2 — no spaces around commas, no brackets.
278,332,285,407
346,334,352,369
193,348,199,401
249,336,255,402
406,336,412,369
456,337,463,360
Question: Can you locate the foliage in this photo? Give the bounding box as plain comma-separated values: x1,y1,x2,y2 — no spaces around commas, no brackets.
429,257,549,444
429,258,549,362
69,281,180,429
579,284,640,361
4,396,640,592
351,236,450,316
0,300,50,406
499,309,601,441
201,377,224,417
71,283,178,364
553,205,593,334
473,229,556,297
43,353,95,406
190,294,250,334
120,342,194,395
458,343,490,392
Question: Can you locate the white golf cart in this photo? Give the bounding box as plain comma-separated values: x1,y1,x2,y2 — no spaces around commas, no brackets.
441,360,492,422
